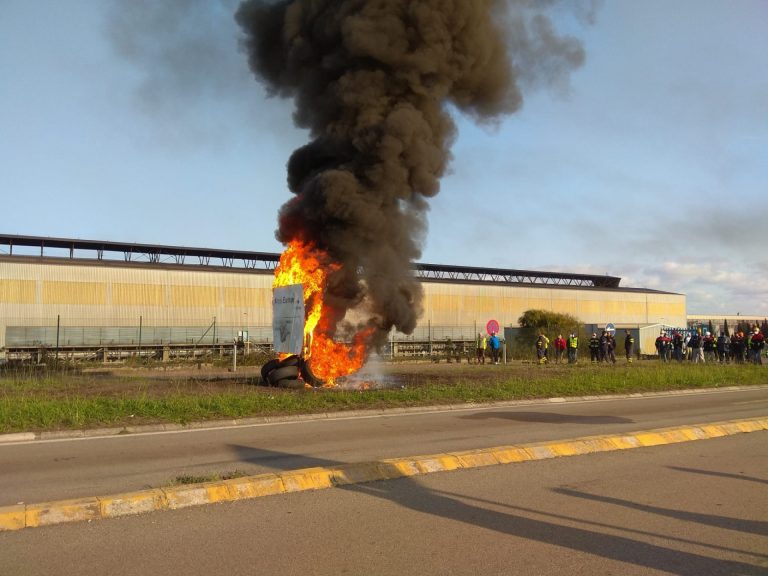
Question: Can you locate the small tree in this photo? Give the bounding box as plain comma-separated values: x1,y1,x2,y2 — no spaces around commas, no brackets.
516,309,581,359
723,318,730,336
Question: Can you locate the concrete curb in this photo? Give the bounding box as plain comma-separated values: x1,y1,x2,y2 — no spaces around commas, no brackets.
2,384,766,444
2,415,766,532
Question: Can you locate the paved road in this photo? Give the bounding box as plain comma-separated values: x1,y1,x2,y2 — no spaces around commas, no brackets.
2,432,766,576
2,387,767,505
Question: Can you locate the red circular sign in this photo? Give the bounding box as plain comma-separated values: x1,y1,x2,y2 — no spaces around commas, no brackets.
486,319,500,335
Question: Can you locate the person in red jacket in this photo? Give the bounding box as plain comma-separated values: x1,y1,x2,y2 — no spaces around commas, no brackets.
553,334,566,363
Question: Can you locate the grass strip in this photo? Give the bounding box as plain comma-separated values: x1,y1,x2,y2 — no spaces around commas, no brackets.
1,363,766,434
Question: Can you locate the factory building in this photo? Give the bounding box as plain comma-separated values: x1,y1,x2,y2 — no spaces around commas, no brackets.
0,235,686,359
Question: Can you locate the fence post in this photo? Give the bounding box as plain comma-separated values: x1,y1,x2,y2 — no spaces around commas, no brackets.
55,314,60,362
138,315,142,359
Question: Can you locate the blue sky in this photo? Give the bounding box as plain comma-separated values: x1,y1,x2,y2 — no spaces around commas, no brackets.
1,1,766,316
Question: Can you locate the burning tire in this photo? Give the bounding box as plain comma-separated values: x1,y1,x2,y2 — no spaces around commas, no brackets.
260,359,280,385
261,355,323,388
277,379,305,389
299,357,326,387
267,365,300,386
277,355,300,367
261,355,305,387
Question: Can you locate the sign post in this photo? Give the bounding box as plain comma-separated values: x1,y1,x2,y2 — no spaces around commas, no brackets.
605,323,616,335
486,319,500,335
272,284,305,355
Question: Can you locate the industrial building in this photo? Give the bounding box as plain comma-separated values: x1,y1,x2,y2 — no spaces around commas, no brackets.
0,234,687,360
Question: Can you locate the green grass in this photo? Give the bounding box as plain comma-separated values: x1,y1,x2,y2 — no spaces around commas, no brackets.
168,470,249,486
1,362,766,434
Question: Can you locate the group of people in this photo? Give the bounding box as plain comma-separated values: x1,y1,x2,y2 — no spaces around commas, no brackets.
543,333,580,364
473,325,766,366
655,326,765,364
588,330,635,364
536,330,634,365
475,332,502,364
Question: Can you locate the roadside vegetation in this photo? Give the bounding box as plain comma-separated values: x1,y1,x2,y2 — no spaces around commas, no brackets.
1,359,766,434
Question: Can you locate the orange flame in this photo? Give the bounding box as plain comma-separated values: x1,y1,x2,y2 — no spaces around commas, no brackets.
273,240,371,385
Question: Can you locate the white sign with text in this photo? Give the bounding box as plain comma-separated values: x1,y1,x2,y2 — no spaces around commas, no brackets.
272,284,305,355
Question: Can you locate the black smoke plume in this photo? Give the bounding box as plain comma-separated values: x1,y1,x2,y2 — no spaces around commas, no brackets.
236,0,585,348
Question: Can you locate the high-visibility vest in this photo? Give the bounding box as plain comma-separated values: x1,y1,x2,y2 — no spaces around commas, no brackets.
568,336,578,348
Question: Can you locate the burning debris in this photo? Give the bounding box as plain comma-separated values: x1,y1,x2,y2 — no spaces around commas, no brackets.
237,1,586,385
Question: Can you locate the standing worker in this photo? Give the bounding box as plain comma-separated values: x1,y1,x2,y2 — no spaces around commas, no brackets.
703,331,716,362
689,330,705,363
535,333,549,364
731,331,745,363
475,332,487,364
553,334,566,363
672,332,684,362
716,331,730,363
589,332,601,363
603,331,616,364
624,330,635,363
488,332,501,365
655,331,669,362
567,333,579,364
749,326,764,365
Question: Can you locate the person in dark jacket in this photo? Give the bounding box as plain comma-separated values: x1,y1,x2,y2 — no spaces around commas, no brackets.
607,332,617,363
702,332,716,362
655,331,670,362
624,330,635,363
672,332,684,362
716,331,730,363
731,331,746,363
749,327,764,365
689,331,704,363
589,332,600,363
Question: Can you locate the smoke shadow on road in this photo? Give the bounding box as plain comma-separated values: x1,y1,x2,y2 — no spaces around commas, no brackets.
225,444,764,575
667,465,768,486
552,487,768,537
426,488,766,562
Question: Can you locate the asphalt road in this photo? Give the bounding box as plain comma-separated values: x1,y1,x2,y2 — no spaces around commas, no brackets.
1,387,767,506
2,431,766,576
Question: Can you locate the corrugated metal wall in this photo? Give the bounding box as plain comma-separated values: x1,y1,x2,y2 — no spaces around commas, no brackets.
420,283,686,330
0,258,686,351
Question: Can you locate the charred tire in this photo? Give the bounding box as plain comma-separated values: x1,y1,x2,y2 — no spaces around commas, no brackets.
277,379,305,390
278,355,300,367
299,358,326,387
267,365,300,386
260,359,280,384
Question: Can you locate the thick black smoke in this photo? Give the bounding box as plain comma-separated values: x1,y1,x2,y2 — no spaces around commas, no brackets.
236,0,584,347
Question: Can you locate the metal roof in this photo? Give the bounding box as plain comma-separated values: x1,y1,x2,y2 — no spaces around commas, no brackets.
0,233,622,289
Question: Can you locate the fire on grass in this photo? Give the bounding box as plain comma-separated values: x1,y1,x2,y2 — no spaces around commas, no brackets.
264,240,374,388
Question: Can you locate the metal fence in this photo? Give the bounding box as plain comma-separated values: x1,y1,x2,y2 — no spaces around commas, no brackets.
5,325,272,348
3,320,485,362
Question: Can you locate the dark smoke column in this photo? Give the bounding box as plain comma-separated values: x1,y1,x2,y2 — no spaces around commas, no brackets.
236,1,521,348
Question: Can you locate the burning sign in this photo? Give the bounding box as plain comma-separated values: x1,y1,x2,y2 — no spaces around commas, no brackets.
272,284,305,355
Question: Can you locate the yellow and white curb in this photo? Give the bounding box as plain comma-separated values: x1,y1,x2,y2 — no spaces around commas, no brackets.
2,416,766,532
